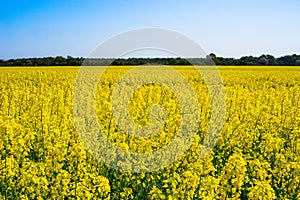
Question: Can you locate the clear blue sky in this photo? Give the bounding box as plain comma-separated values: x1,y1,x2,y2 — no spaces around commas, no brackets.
1,0,299,59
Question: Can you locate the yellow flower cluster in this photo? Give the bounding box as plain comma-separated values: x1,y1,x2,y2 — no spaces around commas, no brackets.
0,66,299,199
0,68,110,199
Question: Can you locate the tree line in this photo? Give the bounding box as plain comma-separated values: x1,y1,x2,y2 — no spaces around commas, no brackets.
1,54,300,66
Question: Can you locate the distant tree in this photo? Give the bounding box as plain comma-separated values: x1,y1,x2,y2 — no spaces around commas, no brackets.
265,54,276,65
208,53,219,65
258,55,269,66
277,55,296,66
54,56,66,65
240,56,258,65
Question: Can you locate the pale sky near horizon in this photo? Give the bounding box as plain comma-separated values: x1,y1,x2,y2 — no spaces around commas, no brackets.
1,0,299,59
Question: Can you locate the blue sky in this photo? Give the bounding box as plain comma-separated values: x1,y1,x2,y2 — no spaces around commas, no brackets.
0,0,299,59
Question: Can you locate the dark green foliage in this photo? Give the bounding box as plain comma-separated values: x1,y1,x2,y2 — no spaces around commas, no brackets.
1,54,300,66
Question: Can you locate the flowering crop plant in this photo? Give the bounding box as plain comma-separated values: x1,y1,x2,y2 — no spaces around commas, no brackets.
0,66,299,199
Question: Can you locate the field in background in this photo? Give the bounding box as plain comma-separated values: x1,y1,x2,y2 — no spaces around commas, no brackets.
0,66,299,199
